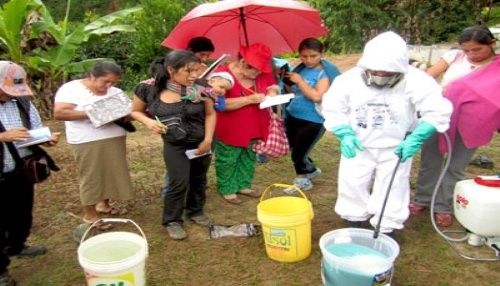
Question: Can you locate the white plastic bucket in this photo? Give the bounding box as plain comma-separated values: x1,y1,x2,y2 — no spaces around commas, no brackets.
319,228,399,286
77,219,148,286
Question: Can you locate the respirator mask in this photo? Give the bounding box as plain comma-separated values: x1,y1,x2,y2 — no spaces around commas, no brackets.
362,70,403,88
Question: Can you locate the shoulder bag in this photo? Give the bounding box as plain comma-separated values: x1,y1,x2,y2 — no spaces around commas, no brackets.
252,106,289,158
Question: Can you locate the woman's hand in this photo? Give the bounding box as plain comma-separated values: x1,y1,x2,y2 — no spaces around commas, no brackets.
266,84,281,96
287,72,304,85
53,103,87,121
248,92,266,104
44,131,61,147
196,139,212,155
131,97,166,135
145,118,167,135
224,92,265,110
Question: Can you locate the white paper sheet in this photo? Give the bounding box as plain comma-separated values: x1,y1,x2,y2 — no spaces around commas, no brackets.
259,93,295,109
185,149,212,159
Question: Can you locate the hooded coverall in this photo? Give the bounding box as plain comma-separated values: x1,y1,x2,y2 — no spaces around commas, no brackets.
322,32,453,233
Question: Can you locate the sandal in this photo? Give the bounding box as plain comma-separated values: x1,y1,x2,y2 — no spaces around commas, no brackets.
409,203,426,216
469,154,494,169
238,189,261,198
96,206,128,216
223,195,242,205
435,213,453,227
83,218,114,231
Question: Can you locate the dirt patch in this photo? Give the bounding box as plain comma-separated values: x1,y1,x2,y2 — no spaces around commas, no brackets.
289,54,361,72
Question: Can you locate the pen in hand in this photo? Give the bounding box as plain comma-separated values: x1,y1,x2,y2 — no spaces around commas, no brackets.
155,116,166,134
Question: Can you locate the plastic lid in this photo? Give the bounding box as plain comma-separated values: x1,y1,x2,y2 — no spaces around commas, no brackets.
473,176,500,187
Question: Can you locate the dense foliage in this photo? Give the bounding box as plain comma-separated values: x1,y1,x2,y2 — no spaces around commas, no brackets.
313,0,496,53
73,0,208,90
0,0,141,118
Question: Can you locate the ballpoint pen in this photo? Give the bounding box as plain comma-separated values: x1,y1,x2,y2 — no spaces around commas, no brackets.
155,116,166,134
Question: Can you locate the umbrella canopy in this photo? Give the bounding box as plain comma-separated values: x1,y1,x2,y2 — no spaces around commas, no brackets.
162,0,328,59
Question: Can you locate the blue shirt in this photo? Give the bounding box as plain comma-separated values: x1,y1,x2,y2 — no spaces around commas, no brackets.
286,67,327,123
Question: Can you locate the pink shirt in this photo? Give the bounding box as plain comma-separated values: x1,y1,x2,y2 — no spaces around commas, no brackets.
215,65,276,147
439,55,500,153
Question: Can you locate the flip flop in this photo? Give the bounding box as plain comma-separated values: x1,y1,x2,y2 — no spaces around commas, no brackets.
435,213,453,227
82,218,114,231
223,195,242,205
409,203,426,216
238,189,261,198
96,206,128,216
469,154,494,169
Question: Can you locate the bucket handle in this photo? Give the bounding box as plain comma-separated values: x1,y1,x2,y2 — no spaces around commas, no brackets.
80,218,147,245
260,183,308,202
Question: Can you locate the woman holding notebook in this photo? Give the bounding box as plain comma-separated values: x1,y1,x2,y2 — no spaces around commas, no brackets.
54,61,134,230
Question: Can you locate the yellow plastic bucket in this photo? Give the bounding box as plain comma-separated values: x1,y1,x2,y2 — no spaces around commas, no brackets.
77,219,148,286
257,184,314,262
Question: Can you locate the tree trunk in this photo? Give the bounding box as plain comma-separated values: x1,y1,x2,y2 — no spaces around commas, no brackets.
31,74,60,120
107,0,120,12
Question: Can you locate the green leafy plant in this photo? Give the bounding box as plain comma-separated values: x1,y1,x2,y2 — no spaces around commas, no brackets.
0,0,141,118
316,0,492,54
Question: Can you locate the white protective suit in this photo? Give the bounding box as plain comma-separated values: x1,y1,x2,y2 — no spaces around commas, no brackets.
322,31,452,233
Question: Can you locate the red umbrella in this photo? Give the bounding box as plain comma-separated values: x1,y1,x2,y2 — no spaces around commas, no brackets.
161,0,328,59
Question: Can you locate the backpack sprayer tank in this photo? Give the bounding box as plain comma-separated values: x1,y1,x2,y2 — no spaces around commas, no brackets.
453,177,500,247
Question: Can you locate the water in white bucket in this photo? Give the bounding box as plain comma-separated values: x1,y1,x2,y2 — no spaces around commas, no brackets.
78,220,148,286
319,228,399,286
81,239,142,262
323,243,388,285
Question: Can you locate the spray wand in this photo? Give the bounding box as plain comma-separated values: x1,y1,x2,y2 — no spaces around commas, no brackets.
373,153,403,239
373,131,412,239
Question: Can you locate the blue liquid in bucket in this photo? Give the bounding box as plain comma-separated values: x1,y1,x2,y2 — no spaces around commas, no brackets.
82,239,141,263
323,243,389,286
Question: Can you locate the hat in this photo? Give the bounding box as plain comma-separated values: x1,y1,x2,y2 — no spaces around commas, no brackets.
239,43,273,73
0,61,33,96
209,72,234,88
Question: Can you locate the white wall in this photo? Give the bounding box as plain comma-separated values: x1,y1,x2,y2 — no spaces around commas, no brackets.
408,44,456,65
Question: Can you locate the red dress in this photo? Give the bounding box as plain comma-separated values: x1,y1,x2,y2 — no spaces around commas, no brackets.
215,65,276,147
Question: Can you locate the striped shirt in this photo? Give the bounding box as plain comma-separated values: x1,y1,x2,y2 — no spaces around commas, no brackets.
0,98,43,172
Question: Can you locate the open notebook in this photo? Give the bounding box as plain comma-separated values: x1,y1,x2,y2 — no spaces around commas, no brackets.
83,91,132,128
16,127,52,148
